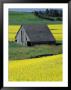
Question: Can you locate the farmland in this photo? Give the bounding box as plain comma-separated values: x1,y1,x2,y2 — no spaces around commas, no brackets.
8,11,63,81
48,24,62,43
8,25,20,41
9,54,62,81
9,24,62,60
9,11,62,25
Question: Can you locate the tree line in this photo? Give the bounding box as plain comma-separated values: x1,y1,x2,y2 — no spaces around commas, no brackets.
34,9,62,21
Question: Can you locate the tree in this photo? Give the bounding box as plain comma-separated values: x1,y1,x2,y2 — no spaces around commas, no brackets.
46,9,49,14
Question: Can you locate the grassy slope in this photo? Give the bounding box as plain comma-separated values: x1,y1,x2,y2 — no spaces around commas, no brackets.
9,11,62,25
8,54,62,81
9,42,62,60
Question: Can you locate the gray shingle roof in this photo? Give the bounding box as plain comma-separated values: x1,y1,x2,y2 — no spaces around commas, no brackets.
22,24,55,42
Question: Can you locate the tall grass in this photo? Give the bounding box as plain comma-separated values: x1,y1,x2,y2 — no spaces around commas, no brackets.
9,42,62,60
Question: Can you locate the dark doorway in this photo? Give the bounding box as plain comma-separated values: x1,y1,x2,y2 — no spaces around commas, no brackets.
27,42,32,46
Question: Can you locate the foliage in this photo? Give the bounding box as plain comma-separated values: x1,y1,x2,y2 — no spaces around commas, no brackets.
56,17,62,21
45,9,62,17
34,9,62,21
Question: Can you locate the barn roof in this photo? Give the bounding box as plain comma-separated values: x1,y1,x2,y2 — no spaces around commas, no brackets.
16,24,55,42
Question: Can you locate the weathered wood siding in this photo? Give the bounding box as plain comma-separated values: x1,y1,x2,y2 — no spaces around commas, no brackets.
16,27,30,46
16,30,22,44
22,29,30,46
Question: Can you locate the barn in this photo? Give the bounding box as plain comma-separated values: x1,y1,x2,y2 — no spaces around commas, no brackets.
15,24,56,46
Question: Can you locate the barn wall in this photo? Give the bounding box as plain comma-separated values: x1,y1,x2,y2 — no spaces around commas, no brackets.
22,29,26,46
24,31,30,41
22,29,30,46
16,26,24,45
16,30,22,45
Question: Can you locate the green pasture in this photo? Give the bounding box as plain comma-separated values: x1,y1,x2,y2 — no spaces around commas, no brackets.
9,11,62,25
9,42,62,60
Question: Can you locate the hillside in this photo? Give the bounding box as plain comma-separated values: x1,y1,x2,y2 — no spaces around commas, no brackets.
9,11,62,25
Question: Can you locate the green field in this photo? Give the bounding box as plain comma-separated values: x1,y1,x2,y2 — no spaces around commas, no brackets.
9,54,62,81
8,11,63,81
9,11,62,25
9,42,62,60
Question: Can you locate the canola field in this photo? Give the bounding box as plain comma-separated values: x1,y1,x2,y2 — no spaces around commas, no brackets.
48,24,62,42
8,25,20,41
8,54,62,81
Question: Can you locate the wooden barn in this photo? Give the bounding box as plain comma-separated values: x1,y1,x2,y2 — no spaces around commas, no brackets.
15,24,56,46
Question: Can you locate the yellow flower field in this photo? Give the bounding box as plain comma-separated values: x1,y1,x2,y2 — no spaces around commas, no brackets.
48,24,62,41
8,54,62,81
8,25,20,41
